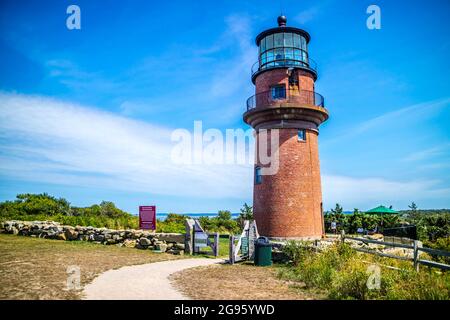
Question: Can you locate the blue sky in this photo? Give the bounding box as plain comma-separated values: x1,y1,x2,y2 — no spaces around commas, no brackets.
0,0,449,213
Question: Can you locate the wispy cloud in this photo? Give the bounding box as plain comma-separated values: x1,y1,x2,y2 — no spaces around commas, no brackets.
402,143,450,162
1,92,449,210
323,98,450,145
0,92,252,199
322,175,450,210
45,59,120,93
110,13,256,124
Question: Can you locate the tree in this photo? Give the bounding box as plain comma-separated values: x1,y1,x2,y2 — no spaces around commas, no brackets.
408,202,418,211
324,203,347,232
347,209,363,234
407,202,420,221
218,210,232,221
240,203,253,219
331,203,344,215
237,203,254,228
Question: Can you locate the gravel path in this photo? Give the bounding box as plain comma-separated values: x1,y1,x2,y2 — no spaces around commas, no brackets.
82,258,223,300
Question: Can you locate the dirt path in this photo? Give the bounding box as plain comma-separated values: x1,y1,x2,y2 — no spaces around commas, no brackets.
82,258,223,300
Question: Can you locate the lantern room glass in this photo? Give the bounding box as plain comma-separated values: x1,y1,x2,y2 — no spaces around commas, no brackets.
258,32,309,70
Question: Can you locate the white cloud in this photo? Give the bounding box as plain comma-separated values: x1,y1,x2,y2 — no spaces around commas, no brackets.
1,92,449,209
322,175,450,211
323,98,450,146
0,92,252,199
207,14,256,99
402,143,450,162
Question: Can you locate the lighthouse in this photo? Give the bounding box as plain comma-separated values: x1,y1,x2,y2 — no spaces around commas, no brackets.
243,16,328,239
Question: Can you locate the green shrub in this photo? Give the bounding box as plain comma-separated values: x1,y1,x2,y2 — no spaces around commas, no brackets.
329,260,371,300
156,220,185,233
386,270,450,300
423,237,450,264
279,241,449,300
282,240,311,265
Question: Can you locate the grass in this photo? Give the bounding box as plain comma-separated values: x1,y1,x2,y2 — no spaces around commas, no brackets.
279,241,450,300
195,236,230,258
0,234,183,300
170,262,324,300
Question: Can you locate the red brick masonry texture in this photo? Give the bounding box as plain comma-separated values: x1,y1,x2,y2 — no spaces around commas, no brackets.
253,128,324,239
249,59,326,239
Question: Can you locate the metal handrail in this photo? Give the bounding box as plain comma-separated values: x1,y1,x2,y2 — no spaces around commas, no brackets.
251,57,318,78
246,89,325,112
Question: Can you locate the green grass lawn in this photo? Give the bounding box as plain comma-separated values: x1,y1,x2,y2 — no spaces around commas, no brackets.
195,235,230,258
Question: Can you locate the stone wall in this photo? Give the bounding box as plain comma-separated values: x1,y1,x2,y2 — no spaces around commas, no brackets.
1,220,186,255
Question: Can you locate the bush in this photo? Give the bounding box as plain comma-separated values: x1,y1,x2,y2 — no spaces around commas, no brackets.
0,193,138,229
386,270,450,300
197,212,240,234
279,241,450,300
328,260,371,300
423,237,450,264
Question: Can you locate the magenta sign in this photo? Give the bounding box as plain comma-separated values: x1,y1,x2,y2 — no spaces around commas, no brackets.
139,205,156,230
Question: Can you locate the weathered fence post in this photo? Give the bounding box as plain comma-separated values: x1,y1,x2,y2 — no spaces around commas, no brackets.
214,233,219,257
341,230,345,244
192,226,196,254
413,240,419,272
184,218,195,255
229,235,235,264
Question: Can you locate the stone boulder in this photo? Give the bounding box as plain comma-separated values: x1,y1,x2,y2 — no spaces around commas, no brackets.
175,243,185,250
367,233,384,240
169,249,184,255
57,233,67,241
155,242,168,253
123,239,136,248
64,228,78,240
139,237,151,248
155,233,185,243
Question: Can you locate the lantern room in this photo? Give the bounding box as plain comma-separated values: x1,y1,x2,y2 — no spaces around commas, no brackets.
251,15,317,83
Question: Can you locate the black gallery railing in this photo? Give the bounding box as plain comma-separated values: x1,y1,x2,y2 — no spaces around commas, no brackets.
251,57,318,78
246,89,325,112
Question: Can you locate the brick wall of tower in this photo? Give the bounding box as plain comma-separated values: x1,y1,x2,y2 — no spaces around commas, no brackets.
255,69,315,94
253,128,324,239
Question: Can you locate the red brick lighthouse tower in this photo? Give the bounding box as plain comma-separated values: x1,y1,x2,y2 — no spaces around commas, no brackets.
243,16,329,239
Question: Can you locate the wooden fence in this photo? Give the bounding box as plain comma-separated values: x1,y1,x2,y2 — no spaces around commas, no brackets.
342,235,450,271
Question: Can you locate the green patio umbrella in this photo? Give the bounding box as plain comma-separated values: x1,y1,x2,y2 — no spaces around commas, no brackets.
365,205,398,215
365,205,398,233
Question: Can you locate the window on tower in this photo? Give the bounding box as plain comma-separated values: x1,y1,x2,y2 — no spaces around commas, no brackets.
274,33,283,47
298,129,306,141
255,166,262,184
258,32,308,71
271,85,286,100
283,32,293,47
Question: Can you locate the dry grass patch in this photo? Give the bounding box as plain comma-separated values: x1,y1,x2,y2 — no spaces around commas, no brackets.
170,263,324,300
0,234,182,300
